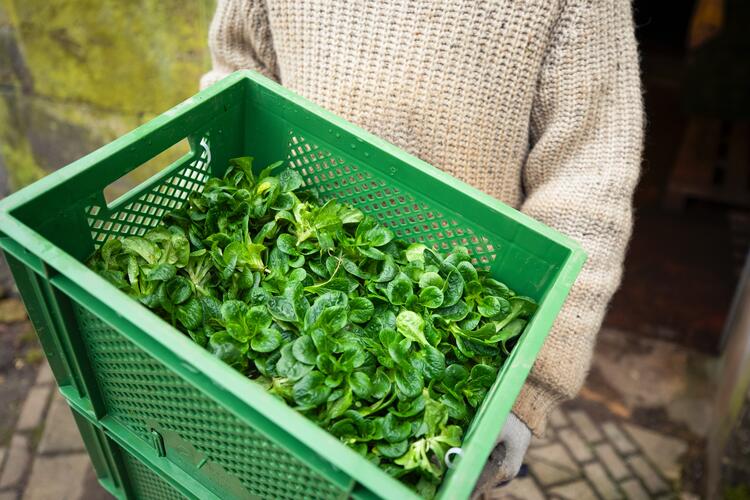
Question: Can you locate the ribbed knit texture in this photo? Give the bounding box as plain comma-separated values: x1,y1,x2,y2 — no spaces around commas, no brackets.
202,0,643,436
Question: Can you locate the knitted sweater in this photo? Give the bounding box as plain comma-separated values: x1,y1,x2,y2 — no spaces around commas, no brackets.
201,0,643,436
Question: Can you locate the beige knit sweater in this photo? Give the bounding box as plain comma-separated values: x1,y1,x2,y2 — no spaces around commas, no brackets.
202,0,643,436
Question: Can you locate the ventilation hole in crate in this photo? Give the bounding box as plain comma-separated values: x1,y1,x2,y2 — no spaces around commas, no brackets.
85,137,211,248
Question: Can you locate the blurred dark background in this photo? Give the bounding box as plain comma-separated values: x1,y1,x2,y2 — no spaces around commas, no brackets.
607,0,749,353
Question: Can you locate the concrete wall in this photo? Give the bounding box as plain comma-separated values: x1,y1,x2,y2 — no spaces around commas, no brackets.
0,0,215,195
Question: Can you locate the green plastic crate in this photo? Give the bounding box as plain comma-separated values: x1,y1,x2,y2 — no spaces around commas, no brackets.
0,70,585,499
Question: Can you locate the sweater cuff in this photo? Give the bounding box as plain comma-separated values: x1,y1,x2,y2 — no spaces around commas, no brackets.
512,379,565,437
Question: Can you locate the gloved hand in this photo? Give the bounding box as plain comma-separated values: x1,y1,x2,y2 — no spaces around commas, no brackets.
471,413,532,498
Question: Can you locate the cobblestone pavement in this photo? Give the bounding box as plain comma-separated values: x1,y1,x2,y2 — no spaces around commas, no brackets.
488,407,691,500
0,328,711,499
0,362,107,500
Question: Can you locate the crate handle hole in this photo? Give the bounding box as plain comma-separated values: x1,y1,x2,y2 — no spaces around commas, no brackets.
103,138,193,207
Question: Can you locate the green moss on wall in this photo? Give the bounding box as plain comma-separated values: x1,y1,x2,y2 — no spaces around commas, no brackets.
0,0,216,194
10,0,214,115
0,96,46,191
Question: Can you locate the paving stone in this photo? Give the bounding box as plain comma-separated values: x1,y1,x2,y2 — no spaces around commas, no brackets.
35,362,54,386
488,477,545,499
530,435,548,448
527,443,580,486
568,410,603,443
15,386,51,431
548,479,597,500
0,492,19,500
530,427,556,448
0,435,29,488
529,460,580,487
594,442,631,480
549,408,569,428
583,462,621,499
558,428,594,462
38,393,84,454
621,478,650,500
80,464,112,500
602,421,637,455
22,453,90,500
626,455,669,494
623,423,687,481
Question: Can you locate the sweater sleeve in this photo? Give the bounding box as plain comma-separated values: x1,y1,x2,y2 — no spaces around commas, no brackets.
201,0,279,89
512,0,643,435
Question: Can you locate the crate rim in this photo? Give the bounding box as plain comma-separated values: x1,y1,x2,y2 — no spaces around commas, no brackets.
0,70,587,500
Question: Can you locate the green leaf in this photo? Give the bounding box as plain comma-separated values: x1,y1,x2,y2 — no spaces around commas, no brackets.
349,297,375,323
349,371,374,399
442,270,464,307
267,296,298,323
385,273,413,305
292,335,317,364
391,395,426,418
477,295,509,318
419,345,445,380
279,168,304,192
251,328,282,353
146,263,176,281
374,256,398,283
396,311,429,346
220,300,247,324
469,364,497,388
456,260,478,284
422,399,449,437
371,368,392,399
483,278,512,298
326,387,353,419
122,237,160,264
245,306,272,336
405,243,427,263
363,225,394,247
276,233,298,255
439,393,468,421
176,297,203,330
304,291,347,330
208,331,247,370
276,344,314,381
383,413,412,443
316,305,348,334
339,347,366,371
434,301,469,321
375,440,408,459
418,271,443,289
342,258,371,279
162,276,193,306
395,364,423,398
419,286,444,308
293,371,331,408
444,364,469,388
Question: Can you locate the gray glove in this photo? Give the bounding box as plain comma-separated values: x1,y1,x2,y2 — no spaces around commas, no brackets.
471,412,532,498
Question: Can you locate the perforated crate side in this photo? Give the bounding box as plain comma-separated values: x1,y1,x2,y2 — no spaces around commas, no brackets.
121,450,186,500
73,304,348,500
286,133,498,269
85,137,213,248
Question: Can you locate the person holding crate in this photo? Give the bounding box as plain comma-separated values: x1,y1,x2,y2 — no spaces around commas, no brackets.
201,0,643,494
